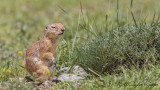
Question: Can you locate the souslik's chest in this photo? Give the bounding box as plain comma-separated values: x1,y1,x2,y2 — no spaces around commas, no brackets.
38,43,57,64
39,43,57,56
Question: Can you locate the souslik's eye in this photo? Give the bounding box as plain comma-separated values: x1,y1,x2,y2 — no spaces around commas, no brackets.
51,25,56,29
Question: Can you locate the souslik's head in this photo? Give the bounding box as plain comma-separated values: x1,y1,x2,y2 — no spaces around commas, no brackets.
45,23,65,39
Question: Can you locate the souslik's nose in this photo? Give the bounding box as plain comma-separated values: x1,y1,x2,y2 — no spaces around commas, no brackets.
61,29,65,33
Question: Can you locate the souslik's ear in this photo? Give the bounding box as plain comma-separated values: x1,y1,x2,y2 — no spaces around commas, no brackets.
45,26,48,31
44,26,48,33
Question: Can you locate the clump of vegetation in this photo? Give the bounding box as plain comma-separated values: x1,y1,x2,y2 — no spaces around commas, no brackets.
75,23,160,75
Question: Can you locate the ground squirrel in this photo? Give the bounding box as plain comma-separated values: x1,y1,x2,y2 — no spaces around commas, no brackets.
23,23,65,82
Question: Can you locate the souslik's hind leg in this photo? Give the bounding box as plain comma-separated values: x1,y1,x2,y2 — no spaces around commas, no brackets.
35,66,49,82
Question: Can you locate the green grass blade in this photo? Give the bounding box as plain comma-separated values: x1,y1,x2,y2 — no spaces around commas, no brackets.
131,10,138,27
130,0,133,8
88,68,102,77
151,10,156,26
117,0,119,29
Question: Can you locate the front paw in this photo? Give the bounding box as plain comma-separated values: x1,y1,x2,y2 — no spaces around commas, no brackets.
52,60,56,68
48,58,56,67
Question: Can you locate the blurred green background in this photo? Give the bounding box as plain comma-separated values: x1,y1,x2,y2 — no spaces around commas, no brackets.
0,0,159,50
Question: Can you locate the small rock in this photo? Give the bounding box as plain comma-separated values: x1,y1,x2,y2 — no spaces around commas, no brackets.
18,78,24,82
56,74,85,82
57,65,87,82
73,66,87,75
59,65,87,75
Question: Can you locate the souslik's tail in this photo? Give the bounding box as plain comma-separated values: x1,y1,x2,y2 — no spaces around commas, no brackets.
22,61,34,82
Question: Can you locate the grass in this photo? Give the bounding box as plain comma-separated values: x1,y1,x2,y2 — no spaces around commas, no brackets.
53,66,160,90
0,0,160,89
76,23,160,74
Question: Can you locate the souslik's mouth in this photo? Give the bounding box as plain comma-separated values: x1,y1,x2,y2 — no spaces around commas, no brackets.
59,30,65,35
58,32,64,35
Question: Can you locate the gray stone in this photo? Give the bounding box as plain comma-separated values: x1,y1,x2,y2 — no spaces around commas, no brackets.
55,65,87,82
56,74,85,82
59,65,87,75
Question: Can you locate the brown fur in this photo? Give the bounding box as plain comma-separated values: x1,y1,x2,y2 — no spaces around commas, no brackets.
23,23,65,82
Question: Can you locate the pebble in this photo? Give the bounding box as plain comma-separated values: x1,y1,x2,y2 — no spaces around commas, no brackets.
55,65,87,82
59,65,87,75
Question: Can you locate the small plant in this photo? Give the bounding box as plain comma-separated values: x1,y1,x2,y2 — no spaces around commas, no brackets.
74,23,160,75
